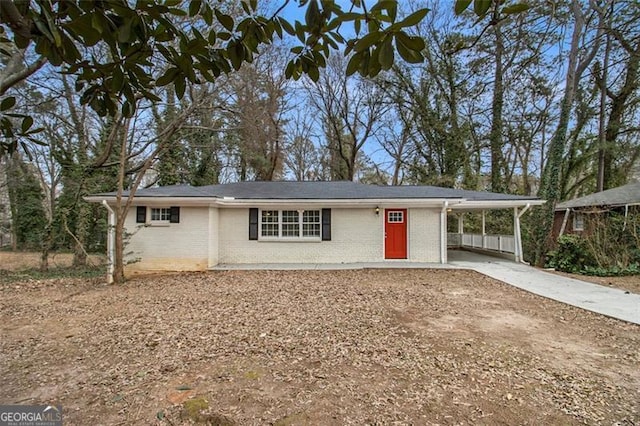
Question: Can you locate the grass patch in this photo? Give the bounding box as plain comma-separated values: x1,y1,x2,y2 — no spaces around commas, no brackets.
0,265,105,284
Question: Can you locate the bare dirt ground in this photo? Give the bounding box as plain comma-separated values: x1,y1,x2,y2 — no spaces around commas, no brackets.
0,251,104,271
0,269,638,425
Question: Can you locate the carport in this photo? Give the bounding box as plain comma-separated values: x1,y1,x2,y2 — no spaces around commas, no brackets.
445,199,543,263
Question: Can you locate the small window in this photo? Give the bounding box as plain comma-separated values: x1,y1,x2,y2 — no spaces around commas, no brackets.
388,211,404,223
150,207,171,222
573,213,584,231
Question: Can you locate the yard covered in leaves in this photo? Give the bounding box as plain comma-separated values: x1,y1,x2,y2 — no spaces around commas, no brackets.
0,269,638,425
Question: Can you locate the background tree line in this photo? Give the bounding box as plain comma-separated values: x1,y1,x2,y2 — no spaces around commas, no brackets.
0,0,639,275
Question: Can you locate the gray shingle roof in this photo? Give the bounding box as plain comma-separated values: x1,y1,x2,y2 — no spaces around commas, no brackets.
556,182,640,209
93,181,540,201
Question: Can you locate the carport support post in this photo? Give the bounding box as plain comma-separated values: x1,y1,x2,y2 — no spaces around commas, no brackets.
514,203,531,263
481,210,486,249
102,200,115,284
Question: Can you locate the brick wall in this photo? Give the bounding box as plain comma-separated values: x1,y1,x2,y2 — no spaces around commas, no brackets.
217,207,442,264
121,205,444,271
123,206,210,272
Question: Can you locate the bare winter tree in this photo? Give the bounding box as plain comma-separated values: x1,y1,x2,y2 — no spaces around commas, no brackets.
305,55,388,181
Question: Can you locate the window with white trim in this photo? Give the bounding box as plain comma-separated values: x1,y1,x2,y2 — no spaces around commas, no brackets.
387,211,404,223
573,213,584,231
260,209,321,239
150,207,171,222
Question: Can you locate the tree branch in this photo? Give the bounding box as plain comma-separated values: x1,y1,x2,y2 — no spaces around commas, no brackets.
0,56,47,96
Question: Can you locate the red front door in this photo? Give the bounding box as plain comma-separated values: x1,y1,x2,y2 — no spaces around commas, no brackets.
385,209,407,259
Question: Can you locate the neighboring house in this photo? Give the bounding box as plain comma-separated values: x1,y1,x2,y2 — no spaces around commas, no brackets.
554,182,640,237
87,181,543,273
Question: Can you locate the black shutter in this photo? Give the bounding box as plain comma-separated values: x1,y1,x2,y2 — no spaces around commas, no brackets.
322,208,331,241
169,206,180,223
249,208,258,240
136,206,146,223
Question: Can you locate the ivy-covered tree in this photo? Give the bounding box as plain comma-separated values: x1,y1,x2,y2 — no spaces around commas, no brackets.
5,153,46,249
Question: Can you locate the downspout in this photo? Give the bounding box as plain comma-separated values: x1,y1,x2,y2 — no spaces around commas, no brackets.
515,203,531,264
559,208,570,236
440,201,448,264
102,200,115,284
623,204,629,231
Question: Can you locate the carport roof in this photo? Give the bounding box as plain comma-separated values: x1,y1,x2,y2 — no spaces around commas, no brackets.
90,181,541,202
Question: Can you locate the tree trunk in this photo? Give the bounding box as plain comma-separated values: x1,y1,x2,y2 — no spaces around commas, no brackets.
113,211,125,284
72,201,89,266
532,0,586,265
596,21,612,192
490,21,505,193
39,223,52,272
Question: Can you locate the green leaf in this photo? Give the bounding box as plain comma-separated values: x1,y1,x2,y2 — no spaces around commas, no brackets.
118,19,133,43
503,3,530,14
354,31,382,52
307,65,319,82
175,385,192,391
346,53,361,76
395,36,423,63
395,31,425,51
122,100,133,118
112,66,125,91
208,30,216,44
378,36,394,70
285,60,295,79
156,67,179,86
189,0,202,16
0,97,16,111
228,42,244,70
396,8,430,28
279,17,295,36
305,0,321,29
21,116,33,133
474,0,492,17
174,76,186,99
215,9,234,31
454,0,473,15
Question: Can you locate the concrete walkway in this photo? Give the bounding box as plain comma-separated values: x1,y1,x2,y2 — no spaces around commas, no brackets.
448,250,640,325
213,251,640,325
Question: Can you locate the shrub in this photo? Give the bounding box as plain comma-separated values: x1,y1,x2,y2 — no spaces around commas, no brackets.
546,234,595,273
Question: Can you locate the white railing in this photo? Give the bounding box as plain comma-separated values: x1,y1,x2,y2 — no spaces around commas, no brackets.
448,233,515,254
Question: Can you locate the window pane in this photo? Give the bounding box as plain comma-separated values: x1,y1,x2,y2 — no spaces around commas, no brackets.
388,211,404,223
261,210,278,236
302,210,321,237
282,223,299,237
282,210,298,223
303,223,320,237
151,208,170,221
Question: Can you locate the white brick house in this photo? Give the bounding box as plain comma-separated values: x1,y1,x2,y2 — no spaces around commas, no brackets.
87,181,544,273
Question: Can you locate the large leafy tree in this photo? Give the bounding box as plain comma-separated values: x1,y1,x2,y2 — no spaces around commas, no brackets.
0,0,528,155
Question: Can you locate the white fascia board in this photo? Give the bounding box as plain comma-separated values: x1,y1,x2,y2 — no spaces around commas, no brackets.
85,196,467,209
450,199,546,210
84,196,218,206
214,198,466,209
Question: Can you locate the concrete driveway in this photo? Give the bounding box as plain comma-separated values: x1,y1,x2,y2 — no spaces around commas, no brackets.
448,250,640,325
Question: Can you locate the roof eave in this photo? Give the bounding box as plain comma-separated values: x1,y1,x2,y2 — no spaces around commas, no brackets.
450,199,545,210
